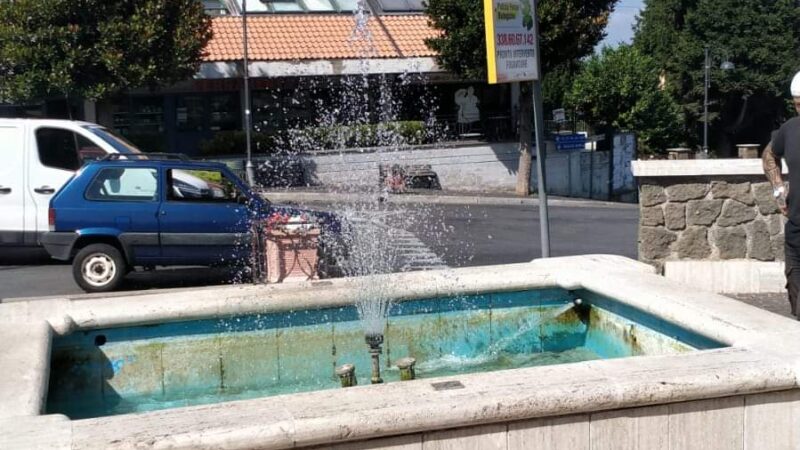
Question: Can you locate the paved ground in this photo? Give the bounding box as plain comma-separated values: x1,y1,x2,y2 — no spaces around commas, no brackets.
0,200,638,300
728,293,794,319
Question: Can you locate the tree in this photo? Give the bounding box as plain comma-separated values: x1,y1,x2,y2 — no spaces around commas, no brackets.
0,0,212,105
567,44,683,155
425,0,617,195
634,0,800,154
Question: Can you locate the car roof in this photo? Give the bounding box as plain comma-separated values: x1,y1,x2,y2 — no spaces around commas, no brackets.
86,158,229,170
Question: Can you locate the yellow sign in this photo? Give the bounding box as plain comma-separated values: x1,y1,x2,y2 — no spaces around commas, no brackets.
484,0,540,84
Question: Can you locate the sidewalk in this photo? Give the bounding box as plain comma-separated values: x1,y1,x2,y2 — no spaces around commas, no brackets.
728,293,793,319
259,187,637,209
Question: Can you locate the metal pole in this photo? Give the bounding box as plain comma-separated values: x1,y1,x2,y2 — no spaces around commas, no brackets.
531,2,550,258
703,47,709,155
532,80,551,258
243,0,255,186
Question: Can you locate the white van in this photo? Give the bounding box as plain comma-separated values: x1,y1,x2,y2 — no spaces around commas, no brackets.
0,119,146,246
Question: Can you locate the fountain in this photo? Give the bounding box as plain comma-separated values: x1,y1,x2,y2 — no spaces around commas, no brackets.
4,255,800,449
3,5,800,450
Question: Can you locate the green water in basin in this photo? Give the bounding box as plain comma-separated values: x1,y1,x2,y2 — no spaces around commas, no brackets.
46,289,723,419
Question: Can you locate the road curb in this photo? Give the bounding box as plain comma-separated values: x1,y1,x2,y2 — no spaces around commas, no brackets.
261,191,636,209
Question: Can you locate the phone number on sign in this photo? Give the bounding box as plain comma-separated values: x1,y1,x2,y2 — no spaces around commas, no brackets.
497,33,534,46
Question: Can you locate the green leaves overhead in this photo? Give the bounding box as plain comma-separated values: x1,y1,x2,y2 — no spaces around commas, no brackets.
634,0,800,148
0,0,212,103
568,45,684,154
424,0,618,80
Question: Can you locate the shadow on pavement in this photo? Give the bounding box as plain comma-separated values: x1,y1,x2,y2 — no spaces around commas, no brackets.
118,266,249,292
0,247,64,266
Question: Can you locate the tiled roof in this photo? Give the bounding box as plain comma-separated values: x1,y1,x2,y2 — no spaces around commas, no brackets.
205,15,439,62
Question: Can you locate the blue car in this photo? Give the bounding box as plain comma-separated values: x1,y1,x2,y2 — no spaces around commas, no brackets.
41,155,344,292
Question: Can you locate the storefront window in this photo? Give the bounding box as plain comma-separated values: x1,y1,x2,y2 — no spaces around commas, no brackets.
208,94,240,131
130,97,165,133
176,96,205,132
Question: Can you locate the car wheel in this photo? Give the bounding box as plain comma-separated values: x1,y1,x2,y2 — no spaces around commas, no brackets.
73,244,127,293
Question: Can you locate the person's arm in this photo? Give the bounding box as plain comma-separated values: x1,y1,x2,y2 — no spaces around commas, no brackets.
763,142,784,188
763,141,788,214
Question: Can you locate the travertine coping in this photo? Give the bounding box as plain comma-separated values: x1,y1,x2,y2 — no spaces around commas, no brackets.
632,159,788,178
2,254,800,450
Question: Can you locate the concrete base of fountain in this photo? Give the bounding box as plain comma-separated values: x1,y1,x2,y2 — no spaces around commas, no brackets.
2,255,800,449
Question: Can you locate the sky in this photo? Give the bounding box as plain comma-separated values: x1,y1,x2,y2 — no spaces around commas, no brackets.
597,0,645,49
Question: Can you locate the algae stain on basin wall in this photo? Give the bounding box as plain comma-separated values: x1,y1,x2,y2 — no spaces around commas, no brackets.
45,288,722,419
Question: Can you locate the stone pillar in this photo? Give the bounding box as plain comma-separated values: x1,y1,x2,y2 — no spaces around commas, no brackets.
632,159,787,271
737,144,760,159
667,148,693,160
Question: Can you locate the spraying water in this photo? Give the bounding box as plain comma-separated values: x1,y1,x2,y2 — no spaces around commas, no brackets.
251,1,456,342
415,303,577,373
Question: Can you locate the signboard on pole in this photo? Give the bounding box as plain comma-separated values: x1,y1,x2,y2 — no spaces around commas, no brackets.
483,0,540,84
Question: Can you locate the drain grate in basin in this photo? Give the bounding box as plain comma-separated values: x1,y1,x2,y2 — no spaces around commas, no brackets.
431,381,465,391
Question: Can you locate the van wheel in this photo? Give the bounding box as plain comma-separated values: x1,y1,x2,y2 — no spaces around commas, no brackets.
73,244,127,292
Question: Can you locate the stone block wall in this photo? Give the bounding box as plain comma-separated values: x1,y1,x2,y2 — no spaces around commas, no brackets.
638,178,785,271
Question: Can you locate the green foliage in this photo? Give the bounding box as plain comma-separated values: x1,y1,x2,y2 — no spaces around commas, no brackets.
424,0,618,80
634,0,800,148
199,131,277,156
0,0,212,103
568,45,684,154
621,90,684,153
199,122,431,156
541,64,582,113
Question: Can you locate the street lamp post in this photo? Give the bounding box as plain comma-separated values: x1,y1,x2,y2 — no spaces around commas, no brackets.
703,47,710,154
242,0,255,186
703,47,734,156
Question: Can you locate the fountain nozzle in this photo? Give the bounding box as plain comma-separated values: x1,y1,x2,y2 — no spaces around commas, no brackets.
365,333,384,384
335,364,357,388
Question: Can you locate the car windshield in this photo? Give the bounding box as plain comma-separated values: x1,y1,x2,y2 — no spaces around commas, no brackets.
82,126,142,154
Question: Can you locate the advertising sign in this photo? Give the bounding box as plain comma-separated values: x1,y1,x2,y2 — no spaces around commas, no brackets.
483,0,540,84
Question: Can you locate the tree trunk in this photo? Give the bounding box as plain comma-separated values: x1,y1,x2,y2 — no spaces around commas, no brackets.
516,81,533,196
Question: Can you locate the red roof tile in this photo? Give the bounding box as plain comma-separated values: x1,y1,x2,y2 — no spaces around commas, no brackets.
204,15,439,62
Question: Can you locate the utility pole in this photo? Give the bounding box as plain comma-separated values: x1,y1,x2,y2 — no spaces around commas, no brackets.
242,0,255,186
532,79,551,257
703,47,709,155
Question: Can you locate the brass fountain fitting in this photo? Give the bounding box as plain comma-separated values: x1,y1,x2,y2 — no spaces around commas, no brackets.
396,357,417,381
335,363,357,388
365,333,384,384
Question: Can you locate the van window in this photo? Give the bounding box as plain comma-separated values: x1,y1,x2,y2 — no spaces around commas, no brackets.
36,128,100,171
86,168,158,201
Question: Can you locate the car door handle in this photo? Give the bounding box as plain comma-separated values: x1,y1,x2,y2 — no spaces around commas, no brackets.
34,186,55,194
0,186,10,194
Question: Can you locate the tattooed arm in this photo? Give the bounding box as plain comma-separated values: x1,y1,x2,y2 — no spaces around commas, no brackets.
763,142,787,215
763,142,784,188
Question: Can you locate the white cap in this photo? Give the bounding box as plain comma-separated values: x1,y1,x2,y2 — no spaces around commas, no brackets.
792,71,800,97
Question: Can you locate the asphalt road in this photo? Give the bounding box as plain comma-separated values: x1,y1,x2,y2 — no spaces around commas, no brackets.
0,201,638,300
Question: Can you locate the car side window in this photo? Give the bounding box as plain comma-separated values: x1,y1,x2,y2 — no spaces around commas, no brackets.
85,168,158,201
36,128,101,170
167,169,242,203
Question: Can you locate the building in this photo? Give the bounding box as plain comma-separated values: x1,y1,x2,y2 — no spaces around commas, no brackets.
15,0,517,154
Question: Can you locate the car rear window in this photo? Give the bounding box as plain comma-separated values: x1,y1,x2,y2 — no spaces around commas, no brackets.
85,168,158,201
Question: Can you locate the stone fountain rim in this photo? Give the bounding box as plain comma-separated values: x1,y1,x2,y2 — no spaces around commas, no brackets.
2,254,800,449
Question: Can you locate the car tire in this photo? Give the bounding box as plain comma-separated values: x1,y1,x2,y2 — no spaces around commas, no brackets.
73,244,127,293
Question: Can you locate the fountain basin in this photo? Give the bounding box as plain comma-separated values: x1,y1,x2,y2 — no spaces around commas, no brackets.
45,288,721,420
2,255,800,449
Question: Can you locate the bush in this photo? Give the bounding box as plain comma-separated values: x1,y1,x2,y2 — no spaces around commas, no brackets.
199,131,276,156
